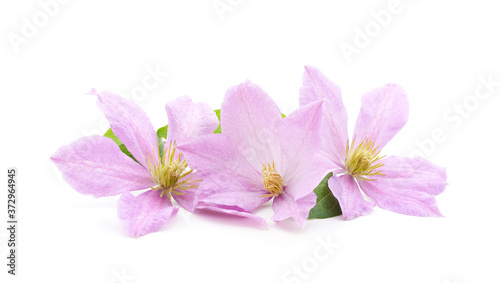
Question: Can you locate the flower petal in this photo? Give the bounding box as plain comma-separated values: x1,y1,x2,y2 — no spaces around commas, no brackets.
171,170,202,212
92,89,158,167
165,96,219,145
196,174,271,212
328,174,374,220
178,134,260,183
117,190,179,237
300,66,349,167
177,134,270,212
220,80,282,171
359,179,443,217
276,100,332,200
271,192,317,227
300,66,343,108
377,156,447,195
50,136,154,197
196,202,267,228
353,84,409,149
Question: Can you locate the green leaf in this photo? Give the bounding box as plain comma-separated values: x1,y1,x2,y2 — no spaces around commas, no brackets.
104,128,122,145
214,109,221,134
157,125,168,140
103,128,139,163
118,144,138,163
156,125,168,160
308,172,343,219
281,113,286,118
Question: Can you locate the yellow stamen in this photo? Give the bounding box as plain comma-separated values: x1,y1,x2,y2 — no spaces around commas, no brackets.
261,162,284,197
145,141,201,201
345,137,386,181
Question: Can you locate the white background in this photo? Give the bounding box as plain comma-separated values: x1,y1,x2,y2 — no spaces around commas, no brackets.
1,1,499,282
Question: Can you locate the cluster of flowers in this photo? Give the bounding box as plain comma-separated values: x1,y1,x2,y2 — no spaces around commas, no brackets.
51,66,447,237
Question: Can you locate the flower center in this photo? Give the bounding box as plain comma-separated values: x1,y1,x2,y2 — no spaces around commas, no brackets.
345,137,385,181
145,141,200,201
261,162,284,197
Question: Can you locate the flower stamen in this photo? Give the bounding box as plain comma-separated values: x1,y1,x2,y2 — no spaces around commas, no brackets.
145,141,201,201
261,162,284,197
345,137,386,181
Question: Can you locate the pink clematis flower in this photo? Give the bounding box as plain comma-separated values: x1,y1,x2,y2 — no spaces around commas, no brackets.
51,90,218,236
300,66,447,220
177,81,332,227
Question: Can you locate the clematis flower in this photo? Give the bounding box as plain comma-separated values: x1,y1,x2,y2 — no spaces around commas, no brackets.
300,66,447,220
177,81,332,227
51,90,218,236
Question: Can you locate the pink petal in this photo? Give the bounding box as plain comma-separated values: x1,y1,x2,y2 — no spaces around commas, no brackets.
276,101,332,200
378,156,447,195
117,190,179,237
352,84,409,149
321,102,349,167
359,179,443,217
328,174,374,220
300,66,349,167
171,184,197,213
271,192,317,227
51,136,154,197
177,134,270,212
194,174,270,212
300,66,343,108
220,80,282,171
92,90,158,167
196,202,267,228
171,171,202,212
165,96,219,145
178,134,260,183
